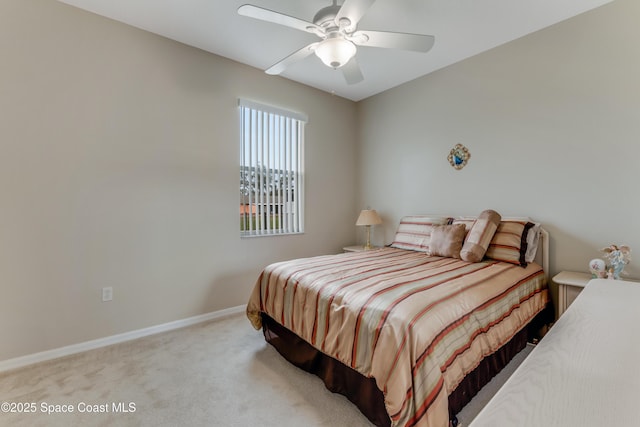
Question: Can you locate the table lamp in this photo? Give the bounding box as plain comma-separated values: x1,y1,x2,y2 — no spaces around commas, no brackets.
356,209,382,250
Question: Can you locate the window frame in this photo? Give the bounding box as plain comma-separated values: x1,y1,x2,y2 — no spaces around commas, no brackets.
239,99,306,237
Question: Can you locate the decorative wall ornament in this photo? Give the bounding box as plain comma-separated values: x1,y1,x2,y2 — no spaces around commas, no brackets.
448,144,470,170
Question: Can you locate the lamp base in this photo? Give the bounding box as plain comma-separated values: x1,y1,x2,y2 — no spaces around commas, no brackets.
364,226,372,250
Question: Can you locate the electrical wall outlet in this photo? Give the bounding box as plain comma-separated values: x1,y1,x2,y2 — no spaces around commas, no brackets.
102,287,113,302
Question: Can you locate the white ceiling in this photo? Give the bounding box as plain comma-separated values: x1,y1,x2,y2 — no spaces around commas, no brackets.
57,0,613,101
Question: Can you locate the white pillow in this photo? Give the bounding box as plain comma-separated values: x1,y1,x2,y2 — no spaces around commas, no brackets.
524,222,541,263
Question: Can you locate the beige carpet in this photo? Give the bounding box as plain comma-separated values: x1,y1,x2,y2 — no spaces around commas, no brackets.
0,313,531,427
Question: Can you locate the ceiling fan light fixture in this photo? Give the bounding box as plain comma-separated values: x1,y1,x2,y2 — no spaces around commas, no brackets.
315,36,356,69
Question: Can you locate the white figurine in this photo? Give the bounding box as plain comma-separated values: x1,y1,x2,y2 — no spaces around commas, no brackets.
601,245,631,280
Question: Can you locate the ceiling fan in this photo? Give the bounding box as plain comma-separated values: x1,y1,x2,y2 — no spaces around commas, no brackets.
237,0,435,85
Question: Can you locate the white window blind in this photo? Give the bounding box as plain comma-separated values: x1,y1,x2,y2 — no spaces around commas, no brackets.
239,99,306,237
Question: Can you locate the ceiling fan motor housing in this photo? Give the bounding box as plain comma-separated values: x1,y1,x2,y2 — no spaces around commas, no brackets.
313,4,342,28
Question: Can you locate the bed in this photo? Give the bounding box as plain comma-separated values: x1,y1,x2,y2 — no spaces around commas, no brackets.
247,212,551,427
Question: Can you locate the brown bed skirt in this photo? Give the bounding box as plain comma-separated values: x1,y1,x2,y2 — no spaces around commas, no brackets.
262,309,551,426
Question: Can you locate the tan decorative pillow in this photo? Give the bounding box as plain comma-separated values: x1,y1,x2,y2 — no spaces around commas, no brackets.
428,224,466,259
460,209,502,262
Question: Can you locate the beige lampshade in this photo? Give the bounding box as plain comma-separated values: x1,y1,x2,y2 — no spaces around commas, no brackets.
356,210,382,226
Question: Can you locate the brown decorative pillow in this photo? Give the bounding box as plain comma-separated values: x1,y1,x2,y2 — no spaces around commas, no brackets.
460,209,502,262
428,224,466,259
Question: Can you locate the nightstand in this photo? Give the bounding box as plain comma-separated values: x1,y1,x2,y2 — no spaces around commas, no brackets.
343,245,380,253
553,271,592,317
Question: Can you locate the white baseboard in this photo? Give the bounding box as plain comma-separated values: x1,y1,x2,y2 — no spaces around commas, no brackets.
0,305,246,373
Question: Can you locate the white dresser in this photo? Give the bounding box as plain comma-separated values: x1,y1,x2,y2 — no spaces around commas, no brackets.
470,279,640,427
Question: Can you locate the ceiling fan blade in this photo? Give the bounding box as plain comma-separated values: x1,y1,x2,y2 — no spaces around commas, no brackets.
265,42,320,75
336,0,376,30
342,57,364,85
351,30,435,52
238,4,322,35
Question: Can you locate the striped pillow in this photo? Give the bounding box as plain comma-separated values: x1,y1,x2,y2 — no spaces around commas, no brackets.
460,210,501,262
390,216,453,253
451,218,475,233
485,220,535,266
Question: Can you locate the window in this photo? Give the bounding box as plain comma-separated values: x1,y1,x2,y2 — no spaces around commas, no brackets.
239,99,306,236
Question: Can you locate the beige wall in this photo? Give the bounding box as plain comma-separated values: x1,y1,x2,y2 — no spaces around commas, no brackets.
4,0,639,362
0,0,358,361
357,0,640,309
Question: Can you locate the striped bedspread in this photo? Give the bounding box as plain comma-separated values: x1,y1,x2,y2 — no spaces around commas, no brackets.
247,247,548,427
